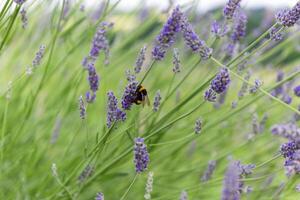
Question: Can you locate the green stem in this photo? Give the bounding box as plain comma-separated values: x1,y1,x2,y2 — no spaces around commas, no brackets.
0,100,9,161
120,174,138,200
140,60,156,84
0,5,20,53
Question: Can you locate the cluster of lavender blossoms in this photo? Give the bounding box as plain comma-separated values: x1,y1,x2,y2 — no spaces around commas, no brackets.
152,6,183,60
204,67,231,102
83,22,113,66
13,0,26,4
223,0,242,20
20,8,28,29
180,12,213,59
222,160,255,200
95,192,104,200
294,85,300,97
26,45,46,75
86,63,99,103
78,95,86,120
153,90,162,112
135,45,147,74
172,48,181,73
271,123,300,176
106,91,126,128
134,137,150,173
121,80,139,110
152,6,212,60
201,160,217,182
204,67,230,102
276,2,300,27
194,119,202,134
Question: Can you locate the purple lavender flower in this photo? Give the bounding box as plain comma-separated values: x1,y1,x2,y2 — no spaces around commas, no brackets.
271,123,300,141
231,101,238,109
284,151,300,177
87,63,99,93
180,190,188,200
194,118,202,134
172,48,181,73
294,105,300,122
13,0,26,4
201,160,217,182
223,0,242,20
87,22,113,65
107,91,126,128
86,91,96,103
211,68,231,94
282,94,292,104
294,85,300,97
269,27,283,41
79,95,86,120
252,113,260,135
231,10,247,42
296,184,300,192
134,137,150,173
152,6,183,60
121,81,139,110
204,88,217,102
135,45,147,74
249,79,263,94
280,141,297,159
95,192,104,200
153,90,161,112
276,2,300,27
211,20,227,37
222,161,241,200
180,13,213,59
125,69,136,82
20,8,28,29
32,45,46,68
78,165,94,183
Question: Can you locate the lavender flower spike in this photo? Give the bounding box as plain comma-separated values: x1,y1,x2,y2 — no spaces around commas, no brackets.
95,192,104,200
87,22,113,65
135,45,147,74
194,119,202,134
172,48,181,73
13,0,26,4
294,85,300,97
153,90,161,112
223,0,242,20
32,45,46,68
107,91,126,128
180,13,213,59
222,161,241,200
134,137,150,173
211,68,231,94
20,8,28,29
201,160,217,182
231,10,247,42
79,96,86,120
276,2,300,27
204,88,217,102
87,63,99,93
152,6,183,60
121,81,139,110
180,190,188,200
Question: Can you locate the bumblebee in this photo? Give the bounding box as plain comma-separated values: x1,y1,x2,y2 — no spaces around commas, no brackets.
134,85,150,107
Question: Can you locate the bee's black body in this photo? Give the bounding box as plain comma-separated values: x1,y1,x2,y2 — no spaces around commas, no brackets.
134,85,150,106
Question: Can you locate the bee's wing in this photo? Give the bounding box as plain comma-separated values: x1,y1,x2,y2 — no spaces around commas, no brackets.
145,95,150,106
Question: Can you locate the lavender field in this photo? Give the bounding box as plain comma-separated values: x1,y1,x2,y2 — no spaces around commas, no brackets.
0,0,300,199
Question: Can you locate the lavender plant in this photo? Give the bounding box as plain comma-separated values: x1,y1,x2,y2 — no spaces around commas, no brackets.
0,0,300,199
